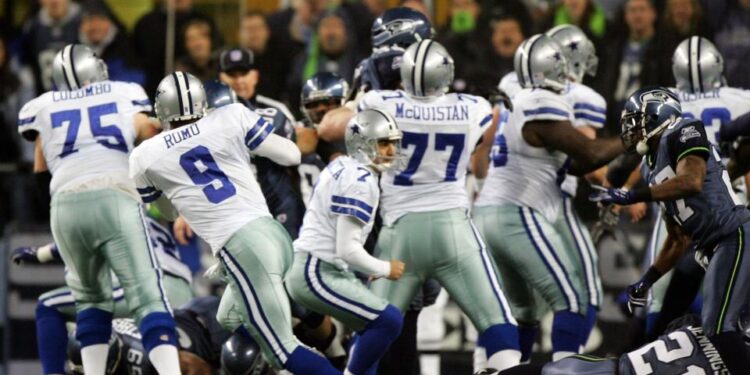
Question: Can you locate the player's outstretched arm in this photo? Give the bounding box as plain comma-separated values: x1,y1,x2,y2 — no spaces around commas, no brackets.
523,120,625,176
471,118,498,180
252,133,302,166
317,106,355,143
335,215,403,280
133,113,161,143
650,154,706,201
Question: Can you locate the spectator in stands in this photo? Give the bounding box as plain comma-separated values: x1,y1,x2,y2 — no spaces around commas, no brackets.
596,0,661,134
541,0,608,45
401,0,431,20
78,3,145,85
706,0,750,89
21,0,82,94
287,10,363,117
438,0,485,92
459,11,526,95
176,19,217,82
239,11,286,100
133,0,221,98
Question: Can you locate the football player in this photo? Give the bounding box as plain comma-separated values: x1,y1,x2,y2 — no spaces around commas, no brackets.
591,86,750,373
17,44,180,375
286,109,405,375
359,39,521,373
128,71,341,374
12,215,193,375
474,34,624,361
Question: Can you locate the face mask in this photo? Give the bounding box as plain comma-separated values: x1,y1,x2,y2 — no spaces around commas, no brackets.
451,10,475,34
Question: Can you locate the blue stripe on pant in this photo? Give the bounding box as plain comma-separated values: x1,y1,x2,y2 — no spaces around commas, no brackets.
219,248,289,364
137,208,172,314
562,197,600,306
303,255,381,322
519,207,580,313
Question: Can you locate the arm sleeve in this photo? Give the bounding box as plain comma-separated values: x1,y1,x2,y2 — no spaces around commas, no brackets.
239,106,302,166
17,97,44,141
469,97,494,149
125,82,153,113
572,92,607,129
720,111,750,143
356,91,380,112
335,215,391,277
520,92,572,123
667,120,712,167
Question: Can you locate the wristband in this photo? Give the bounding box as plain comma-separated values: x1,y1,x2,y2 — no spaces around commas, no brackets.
642,266,663,287
631,186,653,202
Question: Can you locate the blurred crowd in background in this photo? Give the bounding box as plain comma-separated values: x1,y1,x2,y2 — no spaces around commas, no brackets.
1,0,750,232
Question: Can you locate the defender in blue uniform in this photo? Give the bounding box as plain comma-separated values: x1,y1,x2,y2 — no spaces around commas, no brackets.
592,87,750,373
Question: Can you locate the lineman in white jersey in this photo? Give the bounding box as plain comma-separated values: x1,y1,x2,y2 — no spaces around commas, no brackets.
474,34,624,361
129,71,342,375
17,44,182,375
286,109,406,375
641,36,750,338
359,39,521,373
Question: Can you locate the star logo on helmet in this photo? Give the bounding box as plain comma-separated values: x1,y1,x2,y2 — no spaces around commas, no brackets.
442,57,450,66
569,41,579,51
351,124,360,134
553,52,562,62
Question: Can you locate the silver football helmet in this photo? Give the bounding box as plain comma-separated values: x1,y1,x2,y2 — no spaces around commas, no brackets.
546,25,598,82
514,34,568,93
154,71,208,128
346,109,403,172
673,36,724,93
400,39,454,97
51,44,108,90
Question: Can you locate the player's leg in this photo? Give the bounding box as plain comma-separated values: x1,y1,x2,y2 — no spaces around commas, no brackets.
161,275,194,309
555,196,603,345
644,213,671,336
421,209,519,372
218,217,341,375
36,287,76,375
51,194,116,375
369,223,424,312
702,224,750,373
286,252,402,375
98,192,180,374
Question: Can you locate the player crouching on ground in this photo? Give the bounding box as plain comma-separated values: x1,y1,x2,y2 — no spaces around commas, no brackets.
285,109,406,375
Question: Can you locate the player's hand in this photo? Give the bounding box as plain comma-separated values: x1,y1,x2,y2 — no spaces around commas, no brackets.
11,247,39,265
626,279,650,313
387,260,405,280
626,202,648,223
589,185,637,205
173,215,193,245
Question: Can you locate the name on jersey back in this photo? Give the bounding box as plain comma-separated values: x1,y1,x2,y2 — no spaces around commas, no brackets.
52,82,112,102
164,123,201,149
394,102,469,121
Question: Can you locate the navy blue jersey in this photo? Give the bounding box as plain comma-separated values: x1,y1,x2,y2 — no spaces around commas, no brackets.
619,325,728,375
642,119,750,248
112,318,156,375
242,96,306,238
350,47,404,98
174,296,230,367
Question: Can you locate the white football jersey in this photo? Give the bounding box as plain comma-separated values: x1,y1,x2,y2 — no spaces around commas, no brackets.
498,72,523,98
671,87,750,145
17,81,151,195
476,88,574,222
358,90,493,225
129,103,272,253
293,156,379,270
559,82,607,196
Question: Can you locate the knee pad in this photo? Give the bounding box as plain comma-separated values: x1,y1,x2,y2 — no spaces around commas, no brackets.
76,308,113,347
139,312,177,352
369,305,404,337
478,323,520,356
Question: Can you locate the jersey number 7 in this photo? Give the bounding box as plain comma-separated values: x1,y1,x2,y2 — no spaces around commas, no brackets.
394,131,465,186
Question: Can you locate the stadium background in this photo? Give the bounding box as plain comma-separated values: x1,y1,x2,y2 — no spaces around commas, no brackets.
0,0,747,373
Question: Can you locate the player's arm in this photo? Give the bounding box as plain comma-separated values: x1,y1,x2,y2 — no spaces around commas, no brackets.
296,126,319,155
577,125,608,185
133,113,161,143
523,120,625,176
470,109,499,180
242,109,301,166
34,136,48,173
719,111,750,144
317,106,356,143
335,216,402,280
11,242,62,265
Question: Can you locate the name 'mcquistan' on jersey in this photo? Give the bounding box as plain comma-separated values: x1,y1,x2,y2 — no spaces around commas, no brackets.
129,103,277,253
17,80,152,195
357,89,493,226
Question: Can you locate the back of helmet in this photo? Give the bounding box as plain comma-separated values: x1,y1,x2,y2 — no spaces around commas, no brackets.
399,39,454,98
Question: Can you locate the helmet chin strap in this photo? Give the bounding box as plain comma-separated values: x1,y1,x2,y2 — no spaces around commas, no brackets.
636,116,679,155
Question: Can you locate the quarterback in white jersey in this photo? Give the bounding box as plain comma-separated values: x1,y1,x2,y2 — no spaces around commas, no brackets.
363,40,521,373
18,44,181,375
287,109,407,375
473,34,624,361
130,72,342,375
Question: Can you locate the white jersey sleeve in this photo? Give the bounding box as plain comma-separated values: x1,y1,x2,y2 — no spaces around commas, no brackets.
17,94,50,140
293,157,379,270
566,82,607,129
498,72,523,98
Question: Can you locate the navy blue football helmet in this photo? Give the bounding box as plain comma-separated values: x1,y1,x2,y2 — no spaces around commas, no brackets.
621,86,682,154
301,72,349,125
204,79,238,110
359,47,404,92
371,7,433,49
220,333,267,375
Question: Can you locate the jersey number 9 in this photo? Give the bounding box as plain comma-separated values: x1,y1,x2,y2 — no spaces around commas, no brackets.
179,146,237,204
